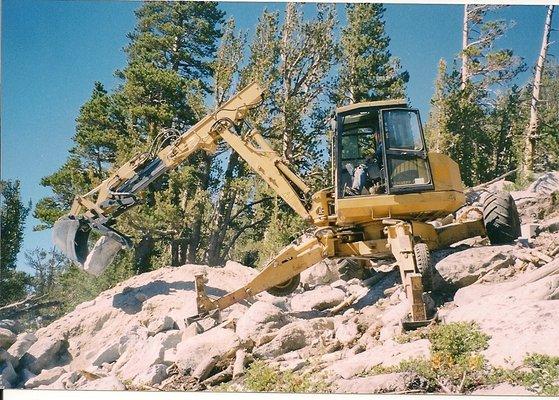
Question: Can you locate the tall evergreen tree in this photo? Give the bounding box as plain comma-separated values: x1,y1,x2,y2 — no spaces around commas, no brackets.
336,3,408,105
25,247,68,297
425,59,451,153
275,3,337,170
522,5,555,176
426,6,528,186
106,1,225,268
73,82,123,177
461,5,526,90
35,2,226,272
0,180,31,305
486,86,528,177
34,82,121,230
237,4,338,263
205,19,255,266
126,1,225,86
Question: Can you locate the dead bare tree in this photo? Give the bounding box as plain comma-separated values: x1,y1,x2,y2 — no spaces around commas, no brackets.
523,5,555,176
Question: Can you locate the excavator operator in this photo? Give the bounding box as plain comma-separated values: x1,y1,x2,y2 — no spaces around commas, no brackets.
347,130,384,195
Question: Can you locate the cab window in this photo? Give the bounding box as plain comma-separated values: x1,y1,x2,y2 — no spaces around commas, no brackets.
387,157,431,187
340,111,378,164
383,110,423,150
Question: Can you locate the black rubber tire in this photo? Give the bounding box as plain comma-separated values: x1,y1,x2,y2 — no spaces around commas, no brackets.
482,191,521,244
414,242,433,292
336,259,369,281
266,274,301,297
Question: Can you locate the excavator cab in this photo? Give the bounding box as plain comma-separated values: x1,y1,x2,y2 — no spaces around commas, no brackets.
335,99,433,199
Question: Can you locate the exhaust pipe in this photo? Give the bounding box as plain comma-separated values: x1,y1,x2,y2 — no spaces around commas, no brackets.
52,216,131,276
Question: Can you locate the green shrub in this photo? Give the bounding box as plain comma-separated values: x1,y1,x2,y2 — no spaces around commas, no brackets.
365,323,558,395
378,322,491,393
428,322,490,365
241,360,329,393
521,354,559,395
488,354,559,396
394,327,429,344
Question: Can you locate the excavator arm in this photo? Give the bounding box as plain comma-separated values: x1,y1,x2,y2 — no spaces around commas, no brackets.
53,82,311,274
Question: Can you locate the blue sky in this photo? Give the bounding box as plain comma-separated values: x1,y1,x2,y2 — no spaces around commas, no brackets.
1,1,554,272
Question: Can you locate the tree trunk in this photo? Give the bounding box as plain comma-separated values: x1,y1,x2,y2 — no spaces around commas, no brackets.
134,234,155,273
171,238,188,266
523,5,554,176
186,153,212,263
281,4,295,163
461,4,469,90
205,153,240,266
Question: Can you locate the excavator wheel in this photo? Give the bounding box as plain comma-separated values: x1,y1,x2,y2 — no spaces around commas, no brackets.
482,191,521,244
336,259,371,281
413,242,433,292
266,274,301,297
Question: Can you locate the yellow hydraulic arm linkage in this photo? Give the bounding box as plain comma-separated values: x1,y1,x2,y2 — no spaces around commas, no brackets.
53,82,311,274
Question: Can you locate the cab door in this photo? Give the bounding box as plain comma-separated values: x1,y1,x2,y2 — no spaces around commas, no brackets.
379,108,434,194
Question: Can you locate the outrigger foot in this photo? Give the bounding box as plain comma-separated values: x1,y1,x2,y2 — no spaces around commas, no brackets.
401,312,438,331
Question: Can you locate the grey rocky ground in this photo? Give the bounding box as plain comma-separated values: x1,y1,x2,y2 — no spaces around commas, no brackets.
1,171,559,394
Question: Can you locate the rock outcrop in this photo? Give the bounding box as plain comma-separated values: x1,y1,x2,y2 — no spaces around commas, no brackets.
1,171,558,394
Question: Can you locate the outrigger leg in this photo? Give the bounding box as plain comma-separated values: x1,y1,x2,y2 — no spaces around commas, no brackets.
385,221,432,330
190,222,434,331
190,235,329,321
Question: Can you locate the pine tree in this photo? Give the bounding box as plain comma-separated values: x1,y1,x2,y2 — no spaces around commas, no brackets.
336,3,408,105
73,82,123,177
461,5,526,90
427,70,488,186
25,247,68,297
205,19,254,266
0,180,31,305
273,3,337,170
35,2,226,272
235,4,338,263
425,6,529,186
109,1,225,268
34,83,121,230
126,1,225,87
486,86,528,177
425,59,451,153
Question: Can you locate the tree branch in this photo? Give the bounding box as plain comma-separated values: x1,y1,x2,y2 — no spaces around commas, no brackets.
228,196,274,223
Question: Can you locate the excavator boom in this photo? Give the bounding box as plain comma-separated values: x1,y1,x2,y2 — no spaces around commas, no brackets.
53,82,311,274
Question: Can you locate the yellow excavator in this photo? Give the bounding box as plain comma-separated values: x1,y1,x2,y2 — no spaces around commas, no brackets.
52,82,521,328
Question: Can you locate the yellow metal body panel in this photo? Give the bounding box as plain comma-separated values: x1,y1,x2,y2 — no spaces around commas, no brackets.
335,152,465,224
336,190,464,224
429,152,465,192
